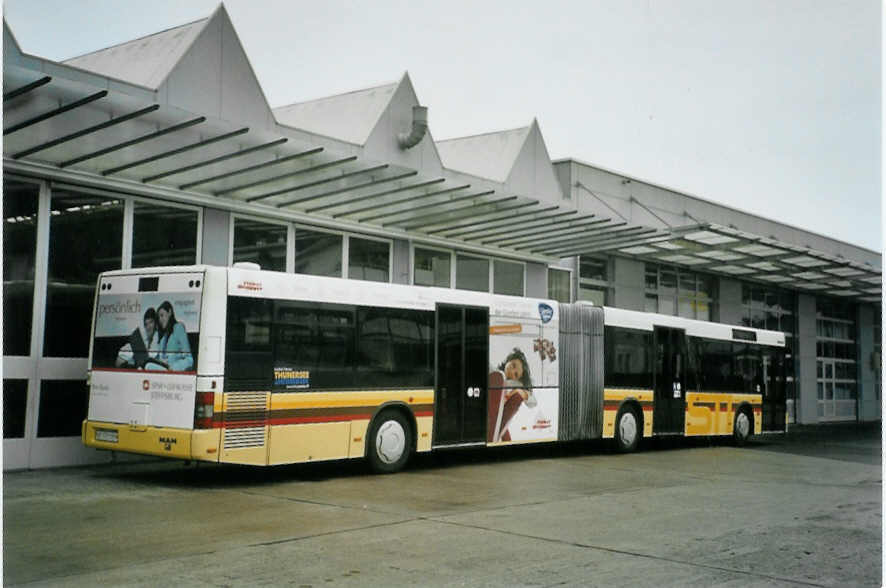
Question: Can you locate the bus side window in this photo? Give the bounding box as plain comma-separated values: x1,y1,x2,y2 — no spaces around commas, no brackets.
604,326,653,389
225,296,274,391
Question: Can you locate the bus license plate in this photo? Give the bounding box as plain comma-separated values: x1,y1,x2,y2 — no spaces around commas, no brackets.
95,429,118,443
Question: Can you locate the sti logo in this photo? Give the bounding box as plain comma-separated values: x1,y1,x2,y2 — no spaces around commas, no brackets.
142,380,150,391
538,303,554,324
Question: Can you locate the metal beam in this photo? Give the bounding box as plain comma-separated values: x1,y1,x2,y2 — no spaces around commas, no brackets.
443,209,579,240
477,216,612,246
4,90,108,135
436,205,559,238
309,178,447,214
370,190,496,225
215,155,355,196
277,171,418,209
59,116,207,168
337,184,471,221
141,137,288,183
511,223,639,250
394,197,523,231
102,127,249,176
523,226,652,253
179,147,324,191
246,164,388,203
12,104,161,159
534,229,664,256
4,76,51,101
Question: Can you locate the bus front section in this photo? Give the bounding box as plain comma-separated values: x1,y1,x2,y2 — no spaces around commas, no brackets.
83,268,220,462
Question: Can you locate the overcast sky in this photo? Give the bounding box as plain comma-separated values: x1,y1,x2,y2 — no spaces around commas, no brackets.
4,0,882,251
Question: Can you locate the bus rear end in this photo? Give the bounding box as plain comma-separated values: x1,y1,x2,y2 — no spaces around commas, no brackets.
83,267,222,462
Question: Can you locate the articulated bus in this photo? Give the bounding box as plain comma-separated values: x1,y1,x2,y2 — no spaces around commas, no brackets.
83,264,787,473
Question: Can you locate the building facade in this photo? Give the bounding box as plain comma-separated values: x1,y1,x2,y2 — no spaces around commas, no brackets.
3,7,881,469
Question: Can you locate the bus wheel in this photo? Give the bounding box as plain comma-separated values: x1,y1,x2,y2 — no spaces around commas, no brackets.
367,410,412,474
733,408,752,446
615,405,640,453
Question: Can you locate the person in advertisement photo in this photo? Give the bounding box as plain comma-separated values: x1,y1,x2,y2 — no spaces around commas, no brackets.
115,307,160,369
147,300,194,372
488,347,537,443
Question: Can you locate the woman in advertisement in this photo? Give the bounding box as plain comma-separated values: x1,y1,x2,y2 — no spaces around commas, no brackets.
488,348,537,442
149,300,194,372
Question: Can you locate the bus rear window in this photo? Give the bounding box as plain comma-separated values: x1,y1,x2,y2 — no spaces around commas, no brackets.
92,274,201,373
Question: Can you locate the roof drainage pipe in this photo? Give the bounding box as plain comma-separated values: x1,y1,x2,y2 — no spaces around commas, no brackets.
398,105,428,149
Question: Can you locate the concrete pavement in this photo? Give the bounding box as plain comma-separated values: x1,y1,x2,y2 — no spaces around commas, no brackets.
3,426,881,587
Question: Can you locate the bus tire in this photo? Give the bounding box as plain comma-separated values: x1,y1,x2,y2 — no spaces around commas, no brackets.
614,405,640,453
367,409,412,474
733,407,752,446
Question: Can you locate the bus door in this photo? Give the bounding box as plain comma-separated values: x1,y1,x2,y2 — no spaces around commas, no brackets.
761,347,787,432
434,305,488,446
653,326,686,434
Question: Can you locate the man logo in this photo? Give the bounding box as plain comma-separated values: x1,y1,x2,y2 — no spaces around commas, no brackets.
142,380,150,391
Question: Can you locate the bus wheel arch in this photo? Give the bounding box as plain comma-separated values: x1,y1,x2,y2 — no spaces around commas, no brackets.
366,404,415,474
733,403,753,446
614,400,643,453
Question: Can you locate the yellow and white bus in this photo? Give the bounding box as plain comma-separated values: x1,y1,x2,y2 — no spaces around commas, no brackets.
83,264,787,473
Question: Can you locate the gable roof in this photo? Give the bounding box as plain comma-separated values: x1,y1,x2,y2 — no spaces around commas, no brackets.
436,125,531,182
63,18,208,89
273,81,398,145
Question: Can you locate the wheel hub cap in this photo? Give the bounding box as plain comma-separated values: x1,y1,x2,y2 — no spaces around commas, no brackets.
619,413,637,445
376,420,406,464
736,413,749,437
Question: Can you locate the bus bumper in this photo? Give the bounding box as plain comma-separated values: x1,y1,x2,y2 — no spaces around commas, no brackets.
82,420,220,462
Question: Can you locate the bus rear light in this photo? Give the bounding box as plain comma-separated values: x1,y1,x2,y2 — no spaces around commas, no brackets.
195,391,215,429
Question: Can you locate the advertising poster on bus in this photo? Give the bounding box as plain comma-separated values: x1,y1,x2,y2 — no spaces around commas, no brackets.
487,304,559,444
91,292,201,373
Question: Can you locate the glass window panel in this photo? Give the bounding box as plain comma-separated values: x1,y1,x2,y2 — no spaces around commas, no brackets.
645,265,658,290
751,288,764,304
645,294,658,313
697,275,712,298
3,379,28,438
294,229,342,277
660,269,677,291
579,285,606,306
415,248,451,288
45,191,123,357
766,311,779,331
751,309,766,329
233,218,287,272
348,237,389,282
604,326,653,388
579,257,607,281
225,296,274,391
695,299,711,322
132,201,197,268
37,379,88,437
456,255,489,292
356,307,434,388
678,297,695,318
4,180,39,356
547,268,571,303
493,260,523,296
741,284,751,305
677,271,695,295
658,295,675,316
